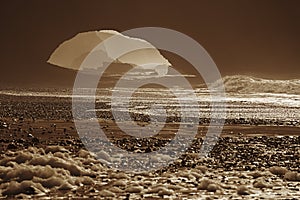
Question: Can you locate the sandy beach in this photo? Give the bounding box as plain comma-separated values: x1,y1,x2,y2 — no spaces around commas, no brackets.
0,92,299,199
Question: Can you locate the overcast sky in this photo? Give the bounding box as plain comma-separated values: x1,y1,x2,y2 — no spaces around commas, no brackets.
1,0,299,81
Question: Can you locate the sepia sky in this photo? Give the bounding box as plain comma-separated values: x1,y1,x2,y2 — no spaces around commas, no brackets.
0,0,300,85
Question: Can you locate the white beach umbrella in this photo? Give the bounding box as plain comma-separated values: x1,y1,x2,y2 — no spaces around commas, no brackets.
48,30,171,76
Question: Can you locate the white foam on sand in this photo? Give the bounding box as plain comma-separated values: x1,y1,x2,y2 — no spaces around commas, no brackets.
0,147,99,196
0,147,300,198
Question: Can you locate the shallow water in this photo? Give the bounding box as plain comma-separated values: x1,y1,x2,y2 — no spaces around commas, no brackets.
1,86,300,123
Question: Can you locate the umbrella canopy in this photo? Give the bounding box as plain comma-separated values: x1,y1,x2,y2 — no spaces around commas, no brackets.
48,30,171,76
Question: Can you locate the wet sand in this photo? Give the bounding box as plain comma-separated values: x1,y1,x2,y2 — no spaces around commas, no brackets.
0,94,300,199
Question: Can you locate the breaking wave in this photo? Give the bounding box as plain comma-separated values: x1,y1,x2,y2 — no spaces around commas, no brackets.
212,75,300,94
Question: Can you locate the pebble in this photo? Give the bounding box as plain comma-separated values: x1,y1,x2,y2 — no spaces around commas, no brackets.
125,186,143,193
284,171,300,181
207,184,219,192
99,189,116,197
237,185,251,195
158,188,173,196
253,180,270,189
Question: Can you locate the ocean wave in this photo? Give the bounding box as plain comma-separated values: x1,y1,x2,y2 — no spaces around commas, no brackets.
212,75,300,94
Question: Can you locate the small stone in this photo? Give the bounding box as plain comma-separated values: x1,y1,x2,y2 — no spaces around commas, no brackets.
237,186,251,195
99,189,115,197
269,166,288,176
198,178,213,190
125,186,143,193
158,188,173,196
284,171,300,181
207,184,219,192
253,180,269,189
